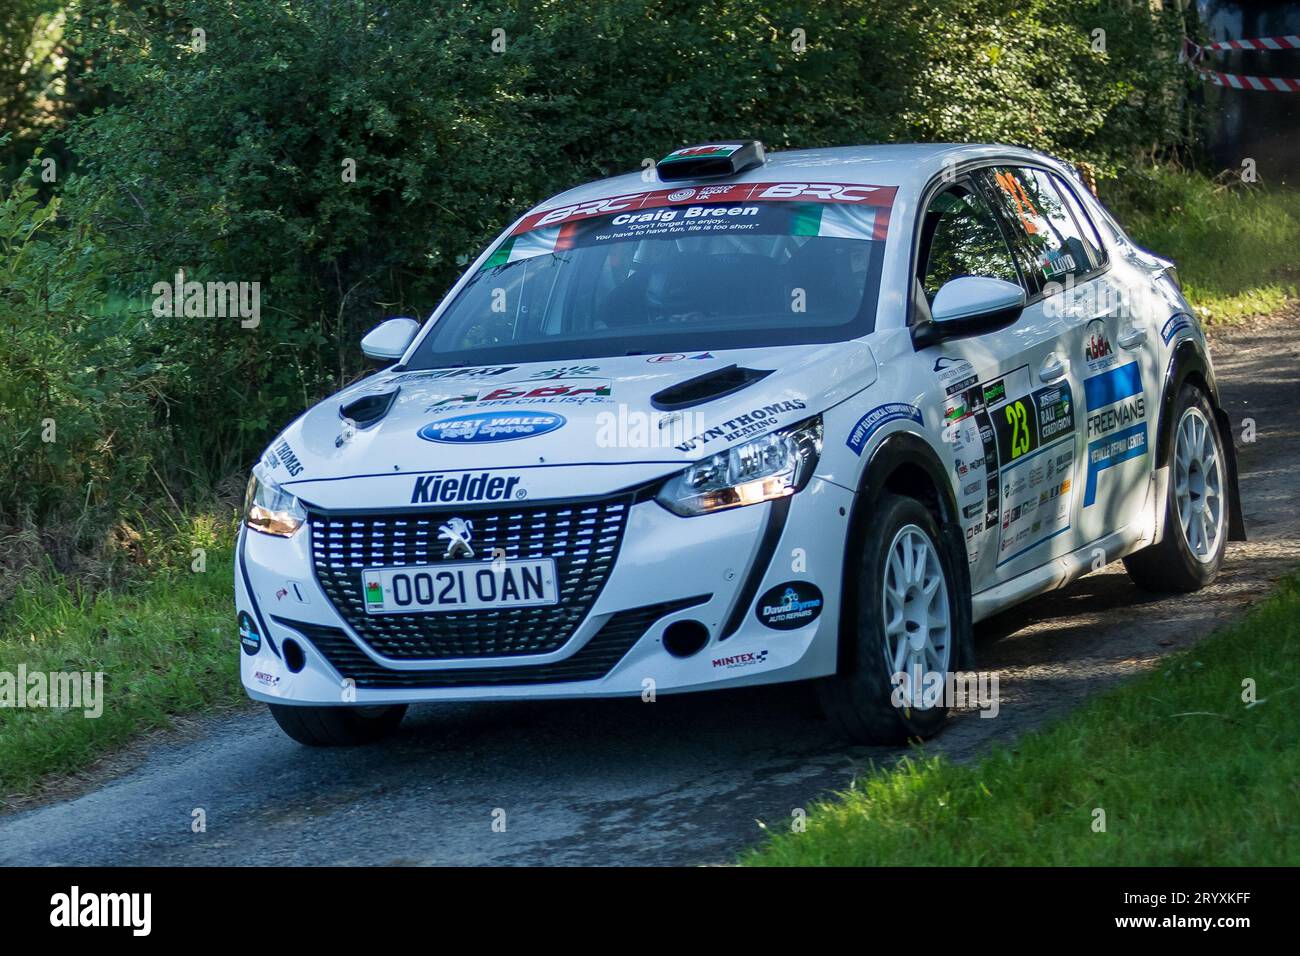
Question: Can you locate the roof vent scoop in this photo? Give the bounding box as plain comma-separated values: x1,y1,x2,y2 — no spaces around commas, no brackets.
651,365,773,411
339,386,400,428
656,141,766,182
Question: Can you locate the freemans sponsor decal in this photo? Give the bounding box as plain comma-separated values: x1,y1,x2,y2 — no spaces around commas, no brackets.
1082,361,1148,507
417,411,566,444
846,403,923,455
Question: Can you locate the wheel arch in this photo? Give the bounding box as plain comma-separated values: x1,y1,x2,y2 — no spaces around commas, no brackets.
842,430,975,671
1156,337,1246,541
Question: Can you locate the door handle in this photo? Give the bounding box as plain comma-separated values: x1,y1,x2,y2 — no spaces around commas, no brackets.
1038,354,1070,383
1118,326,1148,349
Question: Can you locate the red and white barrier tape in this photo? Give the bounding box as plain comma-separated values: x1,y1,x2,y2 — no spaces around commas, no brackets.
1181,35,1300,92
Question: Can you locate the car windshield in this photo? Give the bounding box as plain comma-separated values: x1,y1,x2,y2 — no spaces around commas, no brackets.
405,195,890,368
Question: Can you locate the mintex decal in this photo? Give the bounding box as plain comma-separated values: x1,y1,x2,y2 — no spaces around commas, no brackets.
1161,313,1193,345
1083,361,1148,507
846,403,922,455
418,411,566,444
755,582,824,630
711,649,770,670
512,182,896,236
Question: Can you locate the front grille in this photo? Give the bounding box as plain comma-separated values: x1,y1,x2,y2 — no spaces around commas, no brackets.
309,495,634,659
272,596,709,689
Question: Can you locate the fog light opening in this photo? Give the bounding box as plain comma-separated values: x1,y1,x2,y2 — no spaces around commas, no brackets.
662,619,710,658
283,638,306,674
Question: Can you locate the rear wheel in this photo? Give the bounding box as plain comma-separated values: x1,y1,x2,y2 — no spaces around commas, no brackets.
1124,384,1227,592
817,493,970,744
268,703,408,746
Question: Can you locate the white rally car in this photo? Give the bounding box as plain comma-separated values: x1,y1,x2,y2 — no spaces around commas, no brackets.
237,141,1244,746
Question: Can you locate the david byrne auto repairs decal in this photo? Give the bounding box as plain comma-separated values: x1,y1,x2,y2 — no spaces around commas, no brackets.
417,411,566,444
939,362,1075,567
755,582,824,630
1083,361,1148,507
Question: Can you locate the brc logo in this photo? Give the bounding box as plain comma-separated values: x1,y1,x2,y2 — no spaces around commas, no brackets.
536,195,642,227
757,183,879,202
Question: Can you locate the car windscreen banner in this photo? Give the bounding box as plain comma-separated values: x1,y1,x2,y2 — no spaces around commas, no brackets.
488,182,896,269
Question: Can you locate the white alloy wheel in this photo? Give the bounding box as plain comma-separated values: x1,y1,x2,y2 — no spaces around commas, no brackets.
1173,406,1225,563
881,524,952,708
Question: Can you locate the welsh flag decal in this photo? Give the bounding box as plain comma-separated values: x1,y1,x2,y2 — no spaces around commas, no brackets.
364,579,384,607
658,143,742,164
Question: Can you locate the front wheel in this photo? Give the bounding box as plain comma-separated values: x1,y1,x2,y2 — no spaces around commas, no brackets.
1124,384,1228,592
268,703,408,746
817,493,972,744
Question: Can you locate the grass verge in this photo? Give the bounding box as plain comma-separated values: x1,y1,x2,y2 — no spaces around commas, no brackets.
742,574,1300,866
1104,167,1300,324
0,514,242,805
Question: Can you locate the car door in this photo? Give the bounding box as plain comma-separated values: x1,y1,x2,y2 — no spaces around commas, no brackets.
980,164,1158,550
911,174,1082,592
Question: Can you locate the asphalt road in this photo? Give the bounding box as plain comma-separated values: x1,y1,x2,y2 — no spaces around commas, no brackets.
2,312,1297,866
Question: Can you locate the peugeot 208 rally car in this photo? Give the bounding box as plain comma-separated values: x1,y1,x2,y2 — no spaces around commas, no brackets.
238,141,1244,746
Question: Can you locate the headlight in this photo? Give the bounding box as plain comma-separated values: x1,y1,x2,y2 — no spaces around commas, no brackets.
657,416,823,516
244,461,307,537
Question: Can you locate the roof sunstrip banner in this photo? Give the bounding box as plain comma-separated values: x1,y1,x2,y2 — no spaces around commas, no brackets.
510,182,897,237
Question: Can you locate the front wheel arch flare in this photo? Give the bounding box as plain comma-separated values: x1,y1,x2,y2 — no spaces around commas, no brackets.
1156,339,1245,541
846,431,973,671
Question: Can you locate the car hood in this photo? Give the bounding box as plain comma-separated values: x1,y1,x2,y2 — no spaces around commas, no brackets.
266,344,877,489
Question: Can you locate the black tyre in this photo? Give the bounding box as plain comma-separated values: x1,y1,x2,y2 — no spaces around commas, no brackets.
268,703,408,746
1124,383,1228,592
817,493,972,744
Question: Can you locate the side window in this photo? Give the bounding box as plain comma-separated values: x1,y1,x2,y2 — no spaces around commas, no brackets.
981,166,1099,293
918,184,1021,304
1052,173,1107,269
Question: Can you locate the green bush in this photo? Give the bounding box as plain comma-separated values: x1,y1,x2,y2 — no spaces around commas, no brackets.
57,0,1192,475
0,168,161,529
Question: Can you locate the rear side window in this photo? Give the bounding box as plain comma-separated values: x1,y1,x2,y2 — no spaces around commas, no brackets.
1052,173,1107,268
981,166,1100,293
918,184,1021,303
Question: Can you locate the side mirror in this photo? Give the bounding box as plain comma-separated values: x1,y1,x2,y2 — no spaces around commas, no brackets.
361,317,421,363
912,276,1026,348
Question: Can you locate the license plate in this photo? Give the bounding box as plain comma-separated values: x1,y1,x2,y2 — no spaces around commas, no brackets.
361,559,558,614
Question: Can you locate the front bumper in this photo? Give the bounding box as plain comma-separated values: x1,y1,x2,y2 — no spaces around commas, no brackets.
235,474,854,706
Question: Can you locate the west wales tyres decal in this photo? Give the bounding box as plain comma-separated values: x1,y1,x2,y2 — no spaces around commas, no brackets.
417,411,566,444
845,403,923,455
1161,313,1193,345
